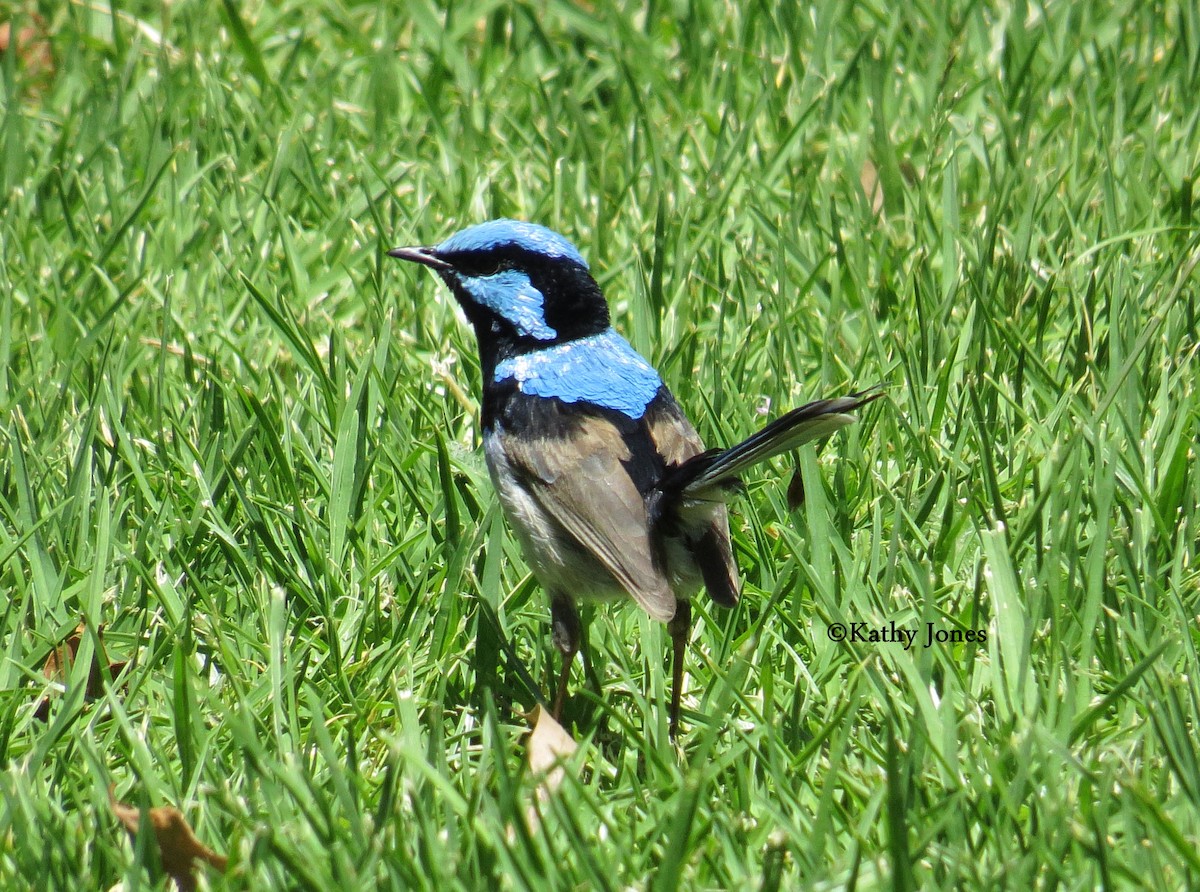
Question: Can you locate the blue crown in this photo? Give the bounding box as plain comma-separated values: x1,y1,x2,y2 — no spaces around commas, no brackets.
437,219,588,269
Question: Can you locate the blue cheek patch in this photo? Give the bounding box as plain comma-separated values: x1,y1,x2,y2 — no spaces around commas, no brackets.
464,270,558,341
494,328,663,418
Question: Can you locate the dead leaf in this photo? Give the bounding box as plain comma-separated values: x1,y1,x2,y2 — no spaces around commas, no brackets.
111,790,228,892
526,705,578,787
33,622,128,720
517,706,579,834
860,157,885,219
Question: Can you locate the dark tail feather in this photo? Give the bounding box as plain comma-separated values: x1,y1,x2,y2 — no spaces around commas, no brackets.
667,386,882,499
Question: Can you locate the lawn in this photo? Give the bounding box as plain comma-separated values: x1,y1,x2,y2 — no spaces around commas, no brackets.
2,1,1198,888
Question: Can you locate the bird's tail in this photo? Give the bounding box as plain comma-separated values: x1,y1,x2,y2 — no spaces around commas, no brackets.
666,387,882,501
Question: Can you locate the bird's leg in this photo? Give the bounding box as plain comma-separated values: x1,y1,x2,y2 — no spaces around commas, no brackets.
667,599,692,738
550,593,581,720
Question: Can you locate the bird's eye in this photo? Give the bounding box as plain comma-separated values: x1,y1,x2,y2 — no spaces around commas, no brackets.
456,256,508,277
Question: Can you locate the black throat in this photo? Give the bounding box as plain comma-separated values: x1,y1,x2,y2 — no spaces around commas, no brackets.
441,256,612,391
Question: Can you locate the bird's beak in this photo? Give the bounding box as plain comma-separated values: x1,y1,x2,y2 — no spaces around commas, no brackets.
387,245,453,272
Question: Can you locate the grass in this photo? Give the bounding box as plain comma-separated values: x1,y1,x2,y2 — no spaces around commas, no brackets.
2,0,1198,888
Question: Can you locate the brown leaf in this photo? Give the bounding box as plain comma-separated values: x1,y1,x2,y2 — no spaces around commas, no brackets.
860,157,885,219
526,704,578,785
33,622,127,720
519,706,579,833
111,791,228,892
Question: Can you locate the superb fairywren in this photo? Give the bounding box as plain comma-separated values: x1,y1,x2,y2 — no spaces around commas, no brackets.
390,220,876,736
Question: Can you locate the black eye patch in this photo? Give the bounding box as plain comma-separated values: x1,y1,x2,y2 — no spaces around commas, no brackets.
450,252,512,278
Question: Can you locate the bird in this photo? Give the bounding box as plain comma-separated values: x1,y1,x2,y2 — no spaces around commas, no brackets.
389,219,877,736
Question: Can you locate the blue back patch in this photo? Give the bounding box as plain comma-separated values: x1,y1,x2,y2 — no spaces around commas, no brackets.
464,269,557,340
494,328,663,418
438,219,588,269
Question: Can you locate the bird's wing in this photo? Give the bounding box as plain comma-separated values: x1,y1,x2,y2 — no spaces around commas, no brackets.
643,390,706,467
492,410,677,623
